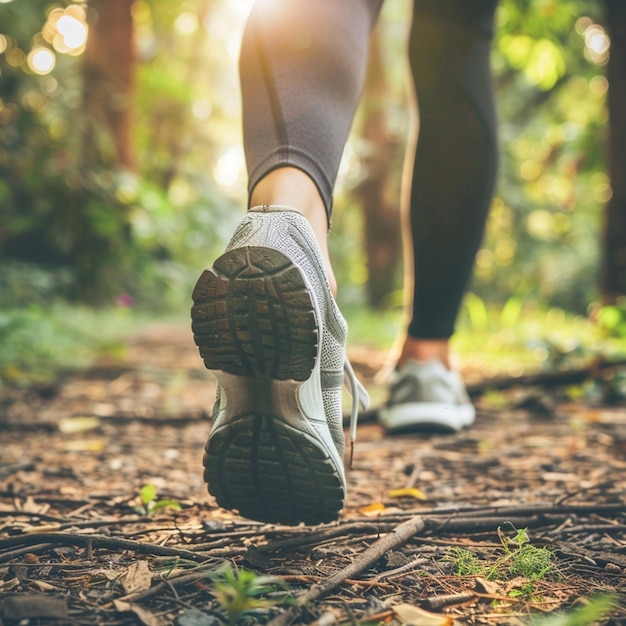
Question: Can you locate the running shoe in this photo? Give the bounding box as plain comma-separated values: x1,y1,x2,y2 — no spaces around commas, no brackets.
378,359,475,433
191,205,368,525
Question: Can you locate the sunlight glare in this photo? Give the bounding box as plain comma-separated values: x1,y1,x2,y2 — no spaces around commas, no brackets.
214,146,244,188
230,0,255,20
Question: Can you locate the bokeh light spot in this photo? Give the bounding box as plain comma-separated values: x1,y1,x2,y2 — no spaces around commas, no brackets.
214,146,244,188
584,24,610,65
174,12,199,36
5,47,24,67
56,15,88,50
27,47,56,74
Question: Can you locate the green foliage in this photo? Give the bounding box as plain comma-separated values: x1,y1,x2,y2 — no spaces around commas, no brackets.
594,297,626,338
0,300,140,385
0,0,130,302
0,0,617,315
0,0,237,306
207,564,294,625
476,0,609,313
138,484,181,516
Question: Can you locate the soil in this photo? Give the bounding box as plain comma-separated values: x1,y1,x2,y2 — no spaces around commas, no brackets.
1,324,625,626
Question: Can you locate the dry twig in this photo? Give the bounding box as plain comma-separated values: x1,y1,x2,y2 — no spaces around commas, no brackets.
267,514,426,626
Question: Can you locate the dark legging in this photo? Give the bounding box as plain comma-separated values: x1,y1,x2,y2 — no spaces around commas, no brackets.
239,0,498,339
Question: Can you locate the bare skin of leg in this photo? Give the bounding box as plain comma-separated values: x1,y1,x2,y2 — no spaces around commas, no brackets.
249,167,337,295
250,166,451,371
397,336,451,370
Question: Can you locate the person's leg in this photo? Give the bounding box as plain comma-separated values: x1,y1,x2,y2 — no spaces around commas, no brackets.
192,0,380,525
403,0,498,364
241,0,384,295
381,0,499,432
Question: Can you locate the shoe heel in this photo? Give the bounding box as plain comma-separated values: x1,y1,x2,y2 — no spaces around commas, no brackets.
203,412,344,525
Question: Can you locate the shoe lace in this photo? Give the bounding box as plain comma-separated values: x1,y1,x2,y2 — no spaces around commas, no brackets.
343,358,370,469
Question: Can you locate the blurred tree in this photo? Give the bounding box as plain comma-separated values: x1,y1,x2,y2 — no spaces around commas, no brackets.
0,0,618,313
601,0,626,300
0,0,137,302
354,26,402,308
83,0,136,168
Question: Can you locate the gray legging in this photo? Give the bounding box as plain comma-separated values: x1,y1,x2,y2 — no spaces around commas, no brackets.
239,0,499,339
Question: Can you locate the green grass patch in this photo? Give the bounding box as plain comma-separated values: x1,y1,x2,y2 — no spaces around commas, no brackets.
445,526,556,600
343,293,626,380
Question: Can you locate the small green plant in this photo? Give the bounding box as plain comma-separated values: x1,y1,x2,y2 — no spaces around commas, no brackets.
207,564,294,625
138,484,181,515
498,525,554,586
445,547,489,577
445,525,555,599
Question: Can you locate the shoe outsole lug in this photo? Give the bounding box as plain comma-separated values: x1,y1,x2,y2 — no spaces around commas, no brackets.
192,245,343,525
202,414,343,525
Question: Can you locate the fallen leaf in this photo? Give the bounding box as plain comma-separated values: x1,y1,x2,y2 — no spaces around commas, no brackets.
120,561,153,594
474,576,502,595
389,488,427,500
58,416,101,434
91,569,120,582
358,501,387,516
385,550,411,568
63,439,105,452
392,603,453,626
114,600,167,626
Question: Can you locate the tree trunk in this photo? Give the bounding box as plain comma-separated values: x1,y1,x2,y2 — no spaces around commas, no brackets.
601,0,626,300
354,28,402,308
83,0,136,169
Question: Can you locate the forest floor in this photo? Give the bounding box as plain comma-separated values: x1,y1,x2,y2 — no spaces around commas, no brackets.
1,324,625,626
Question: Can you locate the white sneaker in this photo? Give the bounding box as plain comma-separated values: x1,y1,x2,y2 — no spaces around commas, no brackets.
378,360,475,433
191,206,368,525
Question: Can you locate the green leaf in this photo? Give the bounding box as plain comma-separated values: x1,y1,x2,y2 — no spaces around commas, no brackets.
150,499,182,513
140,484,157,507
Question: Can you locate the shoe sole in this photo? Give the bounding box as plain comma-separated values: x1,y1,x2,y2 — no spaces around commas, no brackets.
379,402,475,434
191,246,344,525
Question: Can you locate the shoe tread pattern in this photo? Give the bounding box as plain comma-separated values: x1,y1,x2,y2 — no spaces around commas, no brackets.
191,246,318,381
203,414,343,525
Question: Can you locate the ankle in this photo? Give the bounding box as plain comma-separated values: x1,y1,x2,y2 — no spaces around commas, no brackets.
249,167,337,295
396,337,452,370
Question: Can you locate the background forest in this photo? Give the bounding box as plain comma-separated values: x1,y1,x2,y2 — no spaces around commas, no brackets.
1,0,625,382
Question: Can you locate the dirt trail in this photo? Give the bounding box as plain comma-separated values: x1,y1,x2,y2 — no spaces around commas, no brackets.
1,324,625,625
